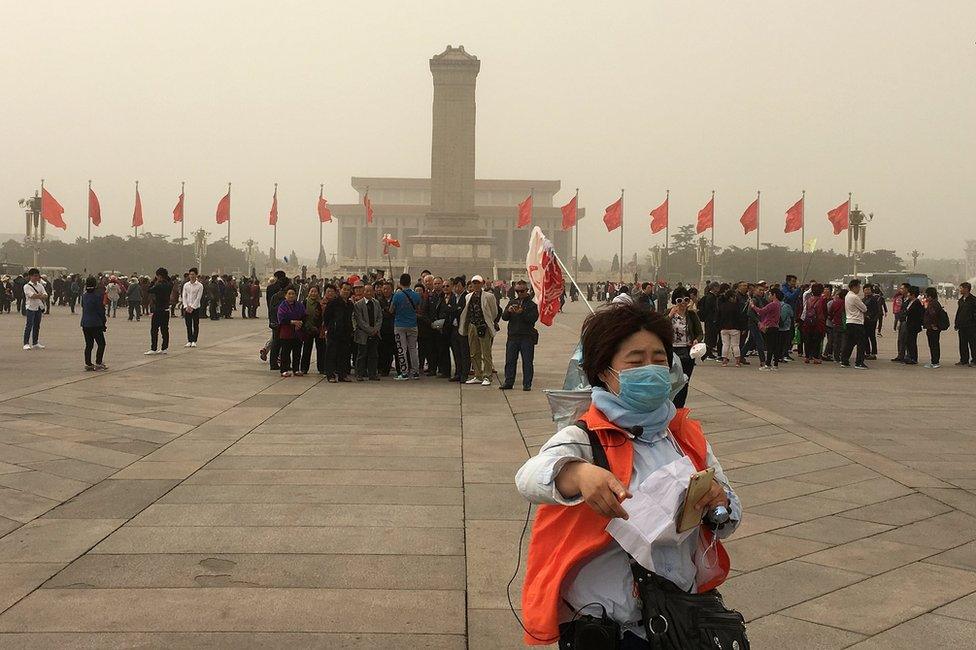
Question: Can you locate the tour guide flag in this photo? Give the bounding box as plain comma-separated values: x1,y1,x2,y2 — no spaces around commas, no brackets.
132,186,144,228
382,233,400,255
269,187,278,226
318,188,332,223
696,196,714,234
650,196,668,234
216,191,231,224
603,196,622,232
739,197,759,235
560,194,577,231
173,191,184,223
41,188,67,230
827,199,850,235
88,187,101,227
364,192,374,225
526,226,565,327
517,193,533,229
785,195,804,233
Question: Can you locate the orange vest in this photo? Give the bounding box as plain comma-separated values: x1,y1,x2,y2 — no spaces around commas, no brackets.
520,404,731,645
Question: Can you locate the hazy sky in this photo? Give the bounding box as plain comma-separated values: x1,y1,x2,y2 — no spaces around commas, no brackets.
4,1,974,262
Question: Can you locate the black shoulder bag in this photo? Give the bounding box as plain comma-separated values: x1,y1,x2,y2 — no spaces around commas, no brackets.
400,289,430,328
578,423,750,650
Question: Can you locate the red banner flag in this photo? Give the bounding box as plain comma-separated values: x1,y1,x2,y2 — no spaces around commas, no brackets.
216,192,231,224
517,194,533,229
88,188,101,227
41,188,67,230
560,194,577,231
132,188,144,228
784,196,803,233
526,226,565,327
650,196,668,234
172,191,184,223
827,199,849,235
318,189,332,223
364,193,374,225
269,188,278,226
603,197,622,232
382,233,401,255
739,197,759,235
696,197,714,234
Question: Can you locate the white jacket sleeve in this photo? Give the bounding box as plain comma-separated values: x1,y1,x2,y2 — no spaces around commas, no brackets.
515,425,595,506
705,441,742,539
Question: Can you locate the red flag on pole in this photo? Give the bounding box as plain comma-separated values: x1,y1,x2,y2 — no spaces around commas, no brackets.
88,188,101,227
603,196,622,232
382,233,401,255
132,188,144,228
41,188,67,230
785,196,803,233
739,198,759,235
560,194,577,231
827,199,849,235
318,189,332,223
216,192,231,224
364,193,374,225
172,191,184,223
517,193,533,229
650,196,668,234
696,197,714,234
526,226,565,327
269,187,278,226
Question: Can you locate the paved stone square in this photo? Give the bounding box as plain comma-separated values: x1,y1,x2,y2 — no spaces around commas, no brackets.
1,304,975,648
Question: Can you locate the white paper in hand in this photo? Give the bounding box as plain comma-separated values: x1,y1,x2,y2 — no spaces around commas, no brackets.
606,455,697,577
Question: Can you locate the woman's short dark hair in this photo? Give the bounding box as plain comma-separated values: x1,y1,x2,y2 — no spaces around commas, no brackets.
581,304,673,389
924,286,938,300
811,282,824,297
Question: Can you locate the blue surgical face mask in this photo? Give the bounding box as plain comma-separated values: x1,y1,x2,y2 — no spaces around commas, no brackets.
609,363,672,413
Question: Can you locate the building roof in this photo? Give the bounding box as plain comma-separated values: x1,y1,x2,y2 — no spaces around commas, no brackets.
351,177,561,193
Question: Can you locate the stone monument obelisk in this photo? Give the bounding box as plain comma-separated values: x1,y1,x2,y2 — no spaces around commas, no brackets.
408,45,493,275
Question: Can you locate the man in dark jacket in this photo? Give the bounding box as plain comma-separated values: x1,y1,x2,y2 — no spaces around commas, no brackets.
902,286,924,365
499,280,539,391
265,271,290,370
698,283,720,360
447,277,470,382
955,281,976,366
323,282,355,381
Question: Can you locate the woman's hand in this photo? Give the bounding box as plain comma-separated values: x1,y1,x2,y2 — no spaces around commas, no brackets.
556,461,632,519
695,479,730,511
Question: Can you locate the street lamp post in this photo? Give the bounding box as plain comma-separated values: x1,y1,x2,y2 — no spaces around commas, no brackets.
910,249,923,270
649,246,662,285
848,204,873,279
696,236,710,289
243,238,258,277
193,228,209,275
19,191,44,268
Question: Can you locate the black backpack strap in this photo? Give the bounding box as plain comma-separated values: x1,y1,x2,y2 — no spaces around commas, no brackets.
575,420,610,472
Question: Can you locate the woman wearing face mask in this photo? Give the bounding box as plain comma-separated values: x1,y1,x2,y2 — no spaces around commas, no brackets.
516,304,741,649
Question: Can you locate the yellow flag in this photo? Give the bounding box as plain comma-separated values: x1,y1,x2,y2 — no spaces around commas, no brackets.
806,238,818,253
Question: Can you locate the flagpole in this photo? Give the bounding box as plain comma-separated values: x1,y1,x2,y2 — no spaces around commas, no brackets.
553,250,596,315
755,190,761,282
87,180,92,273
573,188,579,282
180,181,185,271
134,180,139,238
664,189,670,280
709,190,715,281
364,185,370,275
800,189,805,264
272,182,278,270
226,182,231,244
619,188,625,284
318,184,323,277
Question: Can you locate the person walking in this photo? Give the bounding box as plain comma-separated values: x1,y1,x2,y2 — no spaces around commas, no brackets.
955,282,976,366
181,267,204,347
500,280,539,391
923,286,949,369
123,275,141,321
67,275,81,314
460,275,499,386
22,268,47,350
353,284,383,381
750,288,782,370
105,277,121,318
902,286,924,365
698,282,720,360
670,287,704,401
716,289,743,367
391,273,422,381
13,273,26,315
801,283,828,364
275,287,306,377
144,268,173,356
841,279,869,369
862,283,881,360
80,277,107,370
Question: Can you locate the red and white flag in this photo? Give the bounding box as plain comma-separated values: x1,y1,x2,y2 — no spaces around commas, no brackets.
827,199,850,235
364,192,374,225
269,186,278,226
318,188,332,223
88,187,101,227
696,196,714,234
526,226,565,327
132,187,144,228
41,188,67,230
785,195,803,233
560,194,578,231
649,195,668,234
517,193,533,229
382,233,401,255
172,191,184,223
216,191,231,224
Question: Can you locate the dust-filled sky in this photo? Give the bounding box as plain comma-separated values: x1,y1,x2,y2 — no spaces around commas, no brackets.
3,1,974,262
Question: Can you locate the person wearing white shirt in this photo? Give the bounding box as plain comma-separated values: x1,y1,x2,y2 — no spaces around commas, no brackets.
22,268,47,350
842,278,869,369
181,267,204,347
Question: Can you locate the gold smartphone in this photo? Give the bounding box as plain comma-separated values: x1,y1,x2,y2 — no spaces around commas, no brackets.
676,467,716,533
